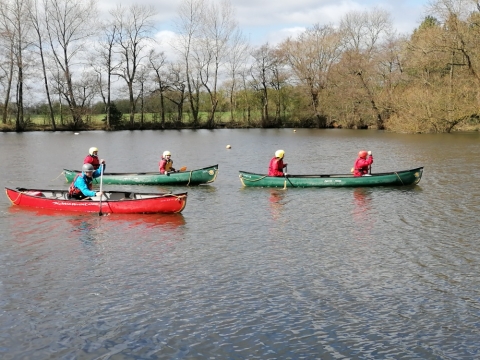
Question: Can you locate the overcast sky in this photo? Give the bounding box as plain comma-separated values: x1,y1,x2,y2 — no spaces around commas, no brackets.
99,0,430,46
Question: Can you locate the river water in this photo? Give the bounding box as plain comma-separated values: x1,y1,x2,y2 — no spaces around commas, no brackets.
0,129,479,359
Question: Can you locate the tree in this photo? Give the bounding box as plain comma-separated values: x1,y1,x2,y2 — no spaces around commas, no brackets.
225,28,249,122
0,15,15,125
93,18,120,130
29,0,56,130
0,0,34,131
173,0,205,128
338,7,393,129
279,24,342,127
111,4,157,128
250,43,280,127
393,1,480,132
44,0,98,128
164,62,187,126
193,0,239,128
149,50,168,128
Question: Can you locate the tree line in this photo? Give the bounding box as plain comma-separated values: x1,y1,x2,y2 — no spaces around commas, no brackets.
1,0,479,133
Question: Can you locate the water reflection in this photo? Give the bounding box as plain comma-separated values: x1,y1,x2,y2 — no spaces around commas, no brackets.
68,214,186,248
352,188,371,217
8,206,185,227
269,189,286,220
69,218,100,245
107,213,185,229
7,206,186,249
351,188,374,239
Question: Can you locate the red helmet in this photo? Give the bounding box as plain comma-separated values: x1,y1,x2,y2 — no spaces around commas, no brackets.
358,150,368,159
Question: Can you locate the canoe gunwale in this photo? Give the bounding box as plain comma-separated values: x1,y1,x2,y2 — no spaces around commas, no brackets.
239,167,424,178
63,164,218,176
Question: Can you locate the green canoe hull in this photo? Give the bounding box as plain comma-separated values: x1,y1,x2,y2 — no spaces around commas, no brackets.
239,167,423,188
64,165,219,186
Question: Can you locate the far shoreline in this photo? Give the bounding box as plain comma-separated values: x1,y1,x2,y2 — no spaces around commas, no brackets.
1,123,479,134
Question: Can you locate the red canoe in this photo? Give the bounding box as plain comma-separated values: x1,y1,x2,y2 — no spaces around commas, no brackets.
5,187,187,214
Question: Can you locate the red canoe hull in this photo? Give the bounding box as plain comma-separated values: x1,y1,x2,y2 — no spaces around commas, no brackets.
5,188,187,214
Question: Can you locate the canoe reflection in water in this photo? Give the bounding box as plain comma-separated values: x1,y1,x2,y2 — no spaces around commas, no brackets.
269,189,286,221
8,206,186,249
69,213,186,231
8,206,185,229
66,215,186,260
351,188,375,240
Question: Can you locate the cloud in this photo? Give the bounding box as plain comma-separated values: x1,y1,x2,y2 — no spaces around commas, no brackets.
153,30,180,60
101,0,428,46
240,0,427,44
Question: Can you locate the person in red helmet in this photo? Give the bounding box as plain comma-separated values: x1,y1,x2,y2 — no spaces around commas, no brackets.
352,150,373,177
268,150,288,177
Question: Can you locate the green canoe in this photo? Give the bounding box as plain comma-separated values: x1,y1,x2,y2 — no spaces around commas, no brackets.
64,165,219,186
239,167,423,188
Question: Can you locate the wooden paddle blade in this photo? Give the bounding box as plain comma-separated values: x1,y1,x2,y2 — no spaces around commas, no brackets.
179,166,187,172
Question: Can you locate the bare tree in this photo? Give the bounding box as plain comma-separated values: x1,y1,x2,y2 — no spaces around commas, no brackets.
43,0,98,128
111,4,157,128
339,7,393,129
134,64,150,127
225,28,249,122
93,19,120,129
165,62,187,126
28,0,55,130
173,0,205,128
280,24,342,127
193,0,238,128
0,0,34,131
0,20,15,124
250,43,279,127
149,49,168,128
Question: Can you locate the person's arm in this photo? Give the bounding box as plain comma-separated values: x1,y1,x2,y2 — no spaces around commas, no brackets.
75,177,96,197
92,164,104,178
366,155,373,166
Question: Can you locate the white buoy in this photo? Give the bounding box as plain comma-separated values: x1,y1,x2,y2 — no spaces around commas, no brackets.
74,132,79,135
226,145,231,149
293,129,296,132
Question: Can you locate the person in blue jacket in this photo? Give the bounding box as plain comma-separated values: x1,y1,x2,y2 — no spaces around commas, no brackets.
68,163,104,199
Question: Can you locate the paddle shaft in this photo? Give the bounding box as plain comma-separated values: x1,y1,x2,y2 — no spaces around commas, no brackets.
284,165,295,188
99,165,104,216
166,166,186,175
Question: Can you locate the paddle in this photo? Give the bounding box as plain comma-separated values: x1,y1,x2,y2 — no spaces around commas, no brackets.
283,165,295,189
368,151,372,175
165,166,187,176
99,164,104,216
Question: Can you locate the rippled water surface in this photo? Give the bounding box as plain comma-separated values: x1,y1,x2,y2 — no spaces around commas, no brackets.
1,129,479,359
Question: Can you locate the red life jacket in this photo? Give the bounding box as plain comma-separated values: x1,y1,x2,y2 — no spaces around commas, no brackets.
68,174,93,197
353,157,373,177
84,155,100,170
